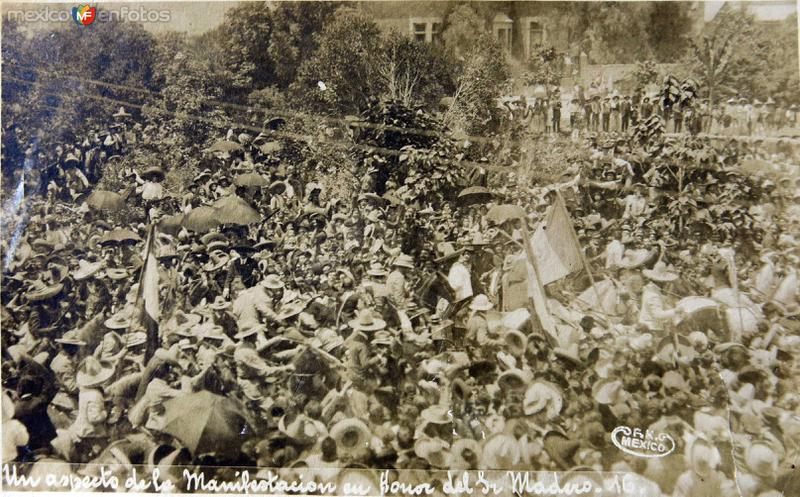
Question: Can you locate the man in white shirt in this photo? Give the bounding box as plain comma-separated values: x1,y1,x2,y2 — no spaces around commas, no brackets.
448,252,473,303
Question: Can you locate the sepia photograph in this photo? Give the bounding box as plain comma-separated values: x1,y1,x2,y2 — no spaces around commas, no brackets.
1,1,799,496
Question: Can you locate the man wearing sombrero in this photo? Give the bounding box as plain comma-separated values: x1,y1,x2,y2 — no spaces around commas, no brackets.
639,260,686,334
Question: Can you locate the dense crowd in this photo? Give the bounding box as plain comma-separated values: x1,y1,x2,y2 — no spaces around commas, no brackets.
1,104,799,497
499,91,799,137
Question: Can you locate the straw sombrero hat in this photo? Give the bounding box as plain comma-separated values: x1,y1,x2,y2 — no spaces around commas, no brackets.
347,309,386,332
55,330,87,347
104,310,132,330
330,418,371,456
76,356,115,388
125,331,148,348
26,280,64,302
481,434,521,469
643,260,679,282
73,260,102,281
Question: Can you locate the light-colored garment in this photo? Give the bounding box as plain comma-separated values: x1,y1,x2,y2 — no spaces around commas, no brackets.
448,262,473,302
385,269,406,305
128,378,181,431
232,285,275,331
50,352,78,393
672,470,735,497
638,283,675,331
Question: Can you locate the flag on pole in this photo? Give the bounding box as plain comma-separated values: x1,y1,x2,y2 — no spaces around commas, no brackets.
138,224,160,362
530,193,583,285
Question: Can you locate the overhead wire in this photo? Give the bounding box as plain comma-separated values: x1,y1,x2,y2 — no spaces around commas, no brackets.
5,60,501,145
5,75,509,172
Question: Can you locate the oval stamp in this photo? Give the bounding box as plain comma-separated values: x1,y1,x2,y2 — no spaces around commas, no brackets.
611,426,675,458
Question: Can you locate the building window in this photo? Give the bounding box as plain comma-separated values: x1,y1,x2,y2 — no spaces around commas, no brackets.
492,13,513,52
431,22,441,44
530,21,543,48
409,18,443,43
497,27,512,49
413,23,427,42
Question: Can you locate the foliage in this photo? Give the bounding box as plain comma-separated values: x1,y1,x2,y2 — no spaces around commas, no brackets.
660,75,698,109
268,2,342,88
632,61,659,91
447,33,510,135
291,7,383,114
358,99,443,151
375,32,456,108
212,2,275,98
144,33,227,147
524,45,565,89
580,137,765,255
441,5,487,58
760,14,800,104
247,87,290,113
3,20,158,148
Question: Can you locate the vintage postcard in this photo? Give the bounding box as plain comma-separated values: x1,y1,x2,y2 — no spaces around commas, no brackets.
1,1,798,496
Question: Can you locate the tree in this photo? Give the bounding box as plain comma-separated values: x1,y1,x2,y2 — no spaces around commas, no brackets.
447,33,510,134
759,14,799,103
441,5,487,58
213,1,275,98
687,7,764,106
632,61,659,91
145,32,227,146
524,45,565,89
375,31,456,108
268,2,342,88
291,7,383,114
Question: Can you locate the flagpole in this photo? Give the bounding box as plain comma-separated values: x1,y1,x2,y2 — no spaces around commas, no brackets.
138,223,158,363
555,189,599,300
519,219,556,344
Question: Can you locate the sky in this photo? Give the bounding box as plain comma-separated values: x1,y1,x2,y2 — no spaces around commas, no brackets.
704,0,797,21
3,1,796,36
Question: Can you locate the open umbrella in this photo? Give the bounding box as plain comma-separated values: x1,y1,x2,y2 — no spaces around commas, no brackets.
485,204,525,224
257,141,282,154
234,173,269,188
162,390,252,457
206,140,243,153
676,296,724,333
532,85,548,99
86,190,125,212
158,213,185,236
99,228,142,246
457,186,494,206
212,195,262,225
183,206,221,233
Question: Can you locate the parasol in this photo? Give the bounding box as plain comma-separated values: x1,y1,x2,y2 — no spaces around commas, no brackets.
212,195,262,225
234,173,269,188
86,190,125,212
162,390,252,457
676,296,724,333
532,85,548,99
183,206,221,233
158,213,185,236
257,141,283,154
485,204,525,224
457,186,494,206
99,228,142,246
206,140,243,153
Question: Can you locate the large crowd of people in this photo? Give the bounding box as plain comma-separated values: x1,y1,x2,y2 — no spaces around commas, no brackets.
1,102,799,497
499,90,799,137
